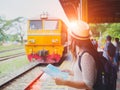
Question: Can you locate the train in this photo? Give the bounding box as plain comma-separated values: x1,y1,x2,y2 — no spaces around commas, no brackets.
25,16,68,64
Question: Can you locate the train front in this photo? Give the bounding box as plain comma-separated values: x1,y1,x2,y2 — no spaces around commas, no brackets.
25,17,68,64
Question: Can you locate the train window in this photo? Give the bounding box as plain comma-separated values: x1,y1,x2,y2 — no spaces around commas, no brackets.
30,20,42,30
44,21,58,30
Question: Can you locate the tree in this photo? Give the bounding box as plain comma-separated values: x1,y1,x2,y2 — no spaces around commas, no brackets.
89,23,120,46
0,16,8,44
11,17,27,44
0,16,26,44
89,23,110,37
103,23,120,40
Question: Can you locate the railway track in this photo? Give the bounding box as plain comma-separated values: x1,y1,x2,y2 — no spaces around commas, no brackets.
0,53,71,90
0,52,25,61
25,60,72,90
0,60,70,90
0,61,41,90
0,48,23,53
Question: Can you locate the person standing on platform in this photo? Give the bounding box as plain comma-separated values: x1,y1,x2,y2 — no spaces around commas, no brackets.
114,38,120,71
54,20,99,90
102,35,117,90
103,35,116,63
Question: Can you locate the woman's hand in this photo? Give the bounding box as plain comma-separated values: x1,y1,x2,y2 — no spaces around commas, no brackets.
61,69,74,76
54,77,65,85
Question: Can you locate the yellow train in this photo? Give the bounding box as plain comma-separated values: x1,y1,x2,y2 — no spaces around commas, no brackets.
25,16,68,64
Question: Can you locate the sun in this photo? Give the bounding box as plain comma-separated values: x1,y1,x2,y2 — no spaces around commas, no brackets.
68,21,79,32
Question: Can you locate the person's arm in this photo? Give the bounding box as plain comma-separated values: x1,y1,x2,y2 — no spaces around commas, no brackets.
54,78,90,89
106,50,112,60
61,69,74,76
54,53,96,90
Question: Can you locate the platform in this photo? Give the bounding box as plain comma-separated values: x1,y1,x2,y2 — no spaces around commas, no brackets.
29,60,120,90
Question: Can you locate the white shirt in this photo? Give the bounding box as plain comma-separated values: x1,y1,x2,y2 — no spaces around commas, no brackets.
70,52,97,90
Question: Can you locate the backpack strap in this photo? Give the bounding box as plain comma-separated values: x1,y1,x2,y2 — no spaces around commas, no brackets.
78,51,88,71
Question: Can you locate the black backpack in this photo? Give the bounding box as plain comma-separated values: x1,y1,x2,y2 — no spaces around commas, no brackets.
78,51,117,90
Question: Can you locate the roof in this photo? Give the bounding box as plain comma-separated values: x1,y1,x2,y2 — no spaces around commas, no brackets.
59,0,120,23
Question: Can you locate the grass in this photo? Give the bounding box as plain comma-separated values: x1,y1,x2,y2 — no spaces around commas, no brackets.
0,44,29,77
0,56,29,77
0,44,24,51
0,49,25,57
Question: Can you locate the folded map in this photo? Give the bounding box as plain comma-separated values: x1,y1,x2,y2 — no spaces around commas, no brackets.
43,64,68,79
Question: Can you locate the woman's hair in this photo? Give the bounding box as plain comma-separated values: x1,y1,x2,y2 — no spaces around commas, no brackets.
69,36,99,60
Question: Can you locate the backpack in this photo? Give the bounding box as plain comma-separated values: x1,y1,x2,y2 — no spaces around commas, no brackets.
78,51,117,90
108,42,116,58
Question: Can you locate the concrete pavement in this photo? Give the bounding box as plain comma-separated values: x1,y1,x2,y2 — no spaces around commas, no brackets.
117,70,120,90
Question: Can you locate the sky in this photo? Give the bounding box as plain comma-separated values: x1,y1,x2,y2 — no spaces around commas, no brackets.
0,0,69,24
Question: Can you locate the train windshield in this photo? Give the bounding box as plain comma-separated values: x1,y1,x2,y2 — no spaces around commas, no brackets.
44,20,58,30
30,20,42,30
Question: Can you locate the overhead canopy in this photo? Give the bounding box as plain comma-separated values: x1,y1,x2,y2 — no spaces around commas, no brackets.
59,0,120,23
59,0,80,21
88,0,120,23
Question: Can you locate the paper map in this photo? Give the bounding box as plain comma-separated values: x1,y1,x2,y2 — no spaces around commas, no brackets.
43,64,68,79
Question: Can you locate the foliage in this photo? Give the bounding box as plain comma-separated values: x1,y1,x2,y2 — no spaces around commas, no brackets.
89,23,120,39
101,23,120,41
0,44,24,51
0,57,29,76
7,34,20,42
0,16,26,44
89,23,110,37
12,20,27,44
89,23,120,46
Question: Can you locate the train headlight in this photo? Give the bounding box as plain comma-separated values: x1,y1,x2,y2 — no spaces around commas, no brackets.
52,39,58,43
29,39,35,43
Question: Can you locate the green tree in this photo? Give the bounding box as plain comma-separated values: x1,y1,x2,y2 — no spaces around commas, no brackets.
7,34,19,42
11,17,27,44
103,23,120,40
0,16,26,44
0,16,9,44
89,23,120,46
89,23,110,37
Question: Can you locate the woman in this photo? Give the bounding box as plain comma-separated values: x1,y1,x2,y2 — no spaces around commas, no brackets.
54,20,99,90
